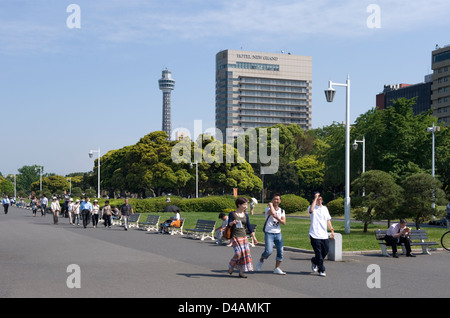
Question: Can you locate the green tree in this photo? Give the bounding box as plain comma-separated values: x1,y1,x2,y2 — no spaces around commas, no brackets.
402,173,446,228
434,125,450,194
292,155,325,197
31,175,70,195
100,131,261,197
352,98,434,181
351,170,403,232
0,177,14,196
16,165,43,193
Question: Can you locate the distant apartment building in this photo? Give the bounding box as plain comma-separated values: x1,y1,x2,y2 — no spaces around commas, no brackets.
215,49,312,141
376,80,432,115
431,45,450,125
376,45,450,126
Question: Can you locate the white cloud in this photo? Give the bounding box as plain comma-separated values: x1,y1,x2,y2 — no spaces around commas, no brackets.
1,0,449,53
90,0,450,42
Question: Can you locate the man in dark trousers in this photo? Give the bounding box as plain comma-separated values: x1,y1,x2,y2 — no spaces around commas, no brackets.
119,198,134,231
2,195,10,214
384,219,415,258
80,196,93,228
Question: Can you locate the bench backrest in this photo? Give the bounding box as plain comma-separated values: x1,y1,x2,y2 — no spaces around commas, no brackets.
146,215,160,224
194,219,216,231
375,229,428,240
129,213,140,222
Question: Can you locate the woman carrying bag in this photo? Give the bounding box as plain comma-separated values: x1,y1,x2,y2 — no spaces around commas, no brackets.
227,197,258,278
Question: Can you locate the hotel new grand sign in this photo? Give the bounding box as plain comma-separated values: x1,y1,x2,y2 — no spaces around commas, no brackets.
236,53,279,61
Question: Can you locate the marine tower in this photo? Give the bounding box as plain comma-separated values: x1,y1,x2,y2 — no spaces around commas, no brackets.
158,69,175,139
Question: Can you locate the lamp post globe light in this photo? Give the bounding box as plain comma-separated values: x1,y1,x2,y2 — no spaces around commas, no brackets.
324,75,351,234
89,148,101,198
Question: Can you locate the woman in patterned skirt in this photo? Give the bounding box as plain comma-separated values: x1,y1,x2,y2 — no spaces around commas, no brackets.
228,197,258,278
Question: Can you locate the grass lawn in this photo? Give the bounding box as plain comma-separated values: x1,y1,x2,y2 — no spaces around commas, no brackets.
136,210,448,252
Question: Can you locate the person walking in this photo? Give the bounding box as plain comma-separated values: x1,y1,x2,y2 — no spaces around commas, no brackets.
256,194,286,275
119,198,134,231
31,196,39,217
228,197,258,278
50,197,61,225
63,191,70,217
2,195,10,214
92,200,100,228
80,196,93,228
101,200,112,228
67,198,74,224
72,199,81,226
40,195,48,217
308,192,334,277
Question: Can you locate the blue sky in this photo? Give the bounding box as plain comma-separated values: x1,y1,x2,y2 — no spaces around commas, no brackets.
1,0,449,176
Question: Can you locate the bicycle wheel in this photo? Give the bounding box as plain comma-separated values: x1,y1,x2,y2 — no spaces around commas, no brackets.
441,231,450,251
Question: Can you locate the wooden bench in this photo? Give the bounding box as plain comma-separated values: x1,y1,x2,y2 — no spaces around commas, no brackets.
127,213,141,229
138,215,160,232
375,229,438,256
247,224,257,247
185,219,217,241
167,218,185,236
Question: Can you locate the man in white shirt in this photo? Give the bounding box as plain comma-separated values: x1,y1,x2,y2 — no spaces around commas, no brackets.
256,194,286,275
308,192,334,277
384,219,415,258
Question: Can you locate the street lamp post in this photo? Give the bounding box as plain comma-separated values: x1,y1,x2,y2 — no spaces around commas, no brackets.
325,74,351,233
35,166,43,192
66,177,72,195
190,160,199,198
353,136,365,196
89,148,101,198
195,160,198,199
427,123,440,208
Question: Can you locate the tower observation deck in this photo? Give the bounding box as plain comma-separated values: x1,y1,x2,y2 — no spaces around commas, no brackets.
158,69,175,139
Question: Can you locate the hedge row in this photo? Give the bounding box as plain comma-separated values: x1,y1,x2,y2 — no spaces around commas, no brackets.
94,195,237,213
92,194,315,214
65,194,342,215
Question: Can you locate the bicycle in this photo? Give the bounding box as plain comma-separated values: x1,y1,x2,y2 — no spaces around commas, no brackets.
441,230,450,251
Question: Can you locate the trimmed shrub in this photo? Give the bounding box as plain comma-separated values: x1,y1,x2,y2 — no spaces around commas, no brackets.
326,197,344,216
279,194,309,214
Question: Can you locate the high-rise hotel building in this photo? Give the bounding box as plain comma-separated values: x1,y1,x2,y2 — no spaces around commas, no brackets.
432,45,450,125
215,50,312,140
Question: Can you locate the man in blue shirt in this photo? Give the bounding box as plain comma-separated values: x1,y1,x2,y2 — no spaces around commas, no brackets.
80,196,93,228
2,196,10,214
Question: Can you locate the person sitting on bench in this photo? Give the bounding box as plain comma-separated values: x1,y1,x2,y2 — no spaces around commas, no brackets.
384,219,416,258
159,209,181,234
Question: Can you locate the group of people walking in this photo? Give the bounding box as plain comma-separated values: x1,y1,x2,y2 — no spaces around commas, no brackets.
64,197,134,229
26,195,134,229
224,192,334,279
6,191,417,278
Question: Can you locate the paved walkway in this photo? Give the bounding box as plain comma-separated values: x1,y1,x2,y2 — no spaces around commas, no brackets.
1,206,449,299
